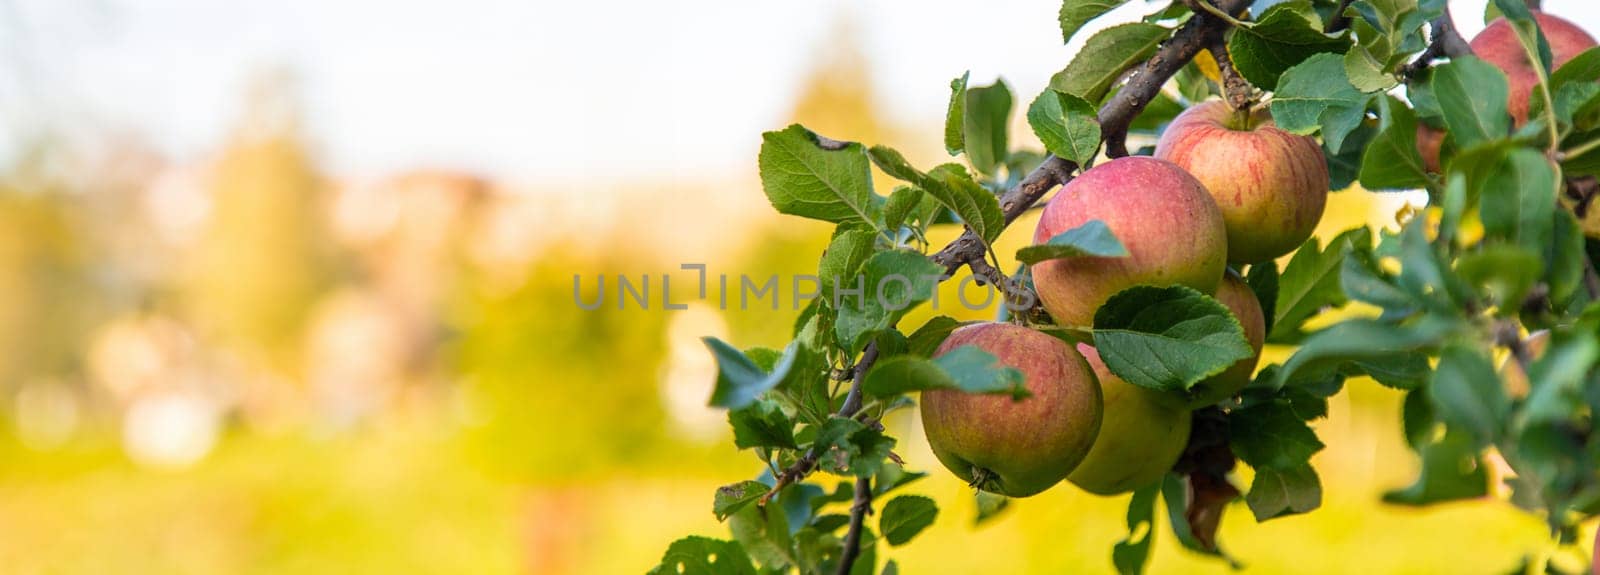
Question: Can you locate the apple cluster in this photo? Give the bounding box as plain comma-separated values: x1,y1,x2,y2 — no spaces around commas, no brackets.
921,95,1324,497
1417,12,1597,202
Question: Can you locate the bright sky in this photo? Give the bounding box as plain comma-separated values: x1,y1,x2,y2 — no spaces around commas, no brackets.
2,0,1596,186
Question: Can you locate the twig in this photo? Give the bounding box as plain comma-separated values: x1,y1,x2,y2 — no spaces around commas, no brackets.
1101,0,1256,157
834,477,874,575
932,0,1257,277
1209,38,1253,112
967,255,1040,314
1561,135,1600,161
1183,0,1247,28
1401,11,1474,79
759,344,881,506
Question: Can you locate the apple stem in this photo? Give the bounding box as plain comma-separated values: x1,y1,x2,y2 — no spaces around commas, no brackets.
969,466,997,491
1208,38,1256,118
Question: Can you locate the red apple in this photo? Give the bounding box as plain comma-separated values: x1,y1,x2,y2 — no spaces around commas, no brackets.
1471,11,1598,125
1154,100,1329,265
920,322,1103,497
1031,156,1229,327
1067,343,1192,495
1186,270,1267,407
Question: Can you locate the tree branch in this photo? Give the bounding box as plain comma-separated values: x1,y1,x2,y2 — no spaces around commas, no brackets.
934,0,1257,275
967,255,1040,314
1101,0,1254,158
1402,9,1473,78
834,476,874,575
1209,38,1253,112
810,2,1256,570
759,344,882,505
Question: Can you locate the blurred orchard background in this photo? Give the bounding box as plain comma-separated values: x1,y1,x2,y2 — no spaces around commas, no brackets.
1,0,1598,573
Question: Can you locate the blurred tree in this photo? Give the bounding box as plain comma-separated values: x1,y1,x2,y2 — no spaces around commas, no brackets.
452,240,674,482
0,147,101,390
184,73,339,371
788,17,891,147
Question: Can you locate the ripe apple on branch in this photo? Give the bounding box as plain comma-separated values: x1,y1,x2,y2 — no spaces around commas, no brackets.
654,0,1600,573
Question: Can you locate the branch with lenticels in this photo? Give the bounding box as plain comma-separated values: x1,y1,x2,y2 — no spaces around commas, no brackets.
765,1,1259,572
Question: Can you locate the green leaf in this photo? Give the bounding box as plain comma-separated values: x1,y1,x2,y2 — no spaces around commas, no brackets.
879,495,938,546
1491,0,1553,78
1113,484,1159,575
1245,463,1323,520
1392,213,1469,311
813,417,896,478
1341,242,1415,312
907,316,963,357
1274,315,1457,388
1455,245,1541,313
861,346,1029,399
1349,353,1431,390
774,345,832,426
1401,387,1434,449
1059,0,1130,43
1325,121,1378,190
1358,95,1430,190
1231,400,1326,469
1428,344,1508,449
1546,209,1587,306
729,498,794,570
1159,474,1241,566
1550,46,1600,89
1523,332,1600,427
1383,429,1489,505
873,464,928,497
882,186,924,232
964,81,1013,176
715,480,773,521
1269,227,1368,343
1431,55,1511,150
834,250,945,354
974,491,1010,525
1050,23,1170,104
1344,0,1436,93
925,164,1007,245
1534,81,1600,130
1015,219,1128,265
759,125,885,231
867,148,1007,246
1227,3,1352,91
707,339,799,410
1270,53,1371,150
945,72,970,156
1343,17,1397,93
1026,89,1102,165
1477,148,1557,257
1246,261,1280,336
819,229,878,306
1092,285,1254,392
648,536,758,575
729,399,798,450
